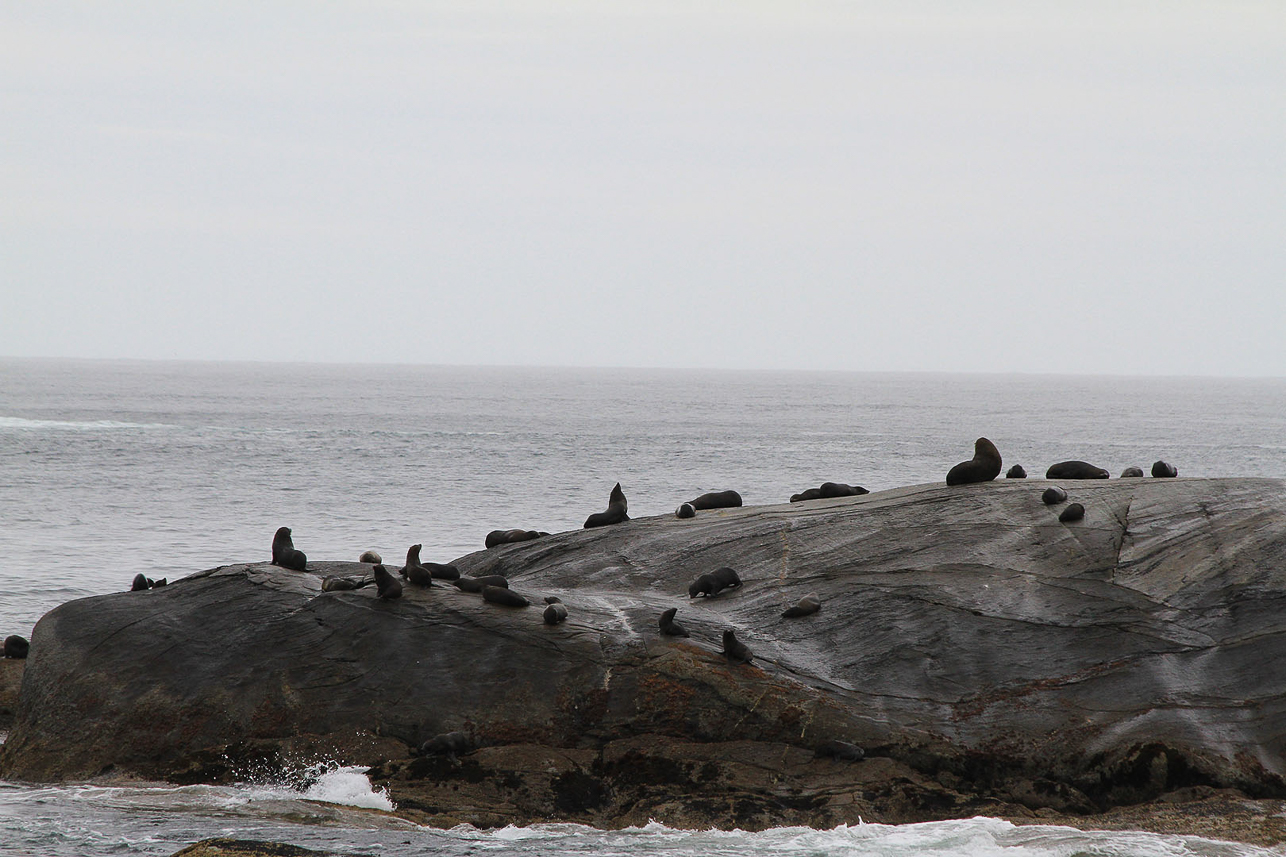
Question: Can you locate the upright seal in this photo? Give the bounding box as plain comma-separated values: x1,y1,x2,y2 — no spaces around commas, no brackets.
946,438,1003,486
372,564,403,600
584,482,629,529
400,544,434,587
658,607,689,637
721,630,753,664
271,526,308,571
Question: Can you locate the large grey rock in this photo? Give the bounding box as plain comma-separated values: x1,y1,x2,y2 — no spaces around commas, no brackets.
3,478,1286,826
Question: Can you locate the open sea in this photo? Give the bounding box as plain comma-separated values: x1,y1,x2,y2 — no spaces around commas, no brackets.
1,357,1284,856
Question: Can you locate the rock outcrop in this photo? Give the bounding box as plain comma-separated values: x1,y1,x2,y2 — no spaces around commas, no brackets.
3,477,1286,830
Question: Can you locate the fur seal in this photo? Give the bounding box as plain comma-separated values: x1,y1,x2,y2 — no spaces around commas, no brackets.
359,550,382,564
3,634,29,659
372,564,403,600
816,739,864,761
1005,465,1027,479
1120,466,1144,478
946,437,1003,486
688,567,740,598
820,482,868,498
417,731,473,759
1045,461,1109,479
399,544,434,587
583,482,629,529
482,585,529,607
675,502,696,519
782,593,821,618
1151,460,1178,478
423,561,460,581
658,607,689,637
453,575,509,593
1059,502,1085,523
721,629,753,664
688,490,743,510
131,573,149,592
484,529,546,549
152,578,167,587
543,602,568,624
321,575,369,592
1041,486,1068,505
789,488,823,503
544,596,562,604
271,526,308,571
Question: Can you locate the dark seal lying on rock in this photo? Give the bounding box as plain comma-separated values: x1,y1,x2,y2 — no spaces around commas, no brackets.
1152,460,1179,478
1059,502,1086,523
1121,467,1144,478
483,585,529,608
687,490,742,510
453,575,508,593
1046,461,1109,479
270,527,307,571
485,529,545,549
945,437,1003,486
1042,486,1068,505
790,482,868,502
1005,465,1027,479
3,635,29,659
675,503,696,519
584,483,629,529
689,566,742,598
416,730,474,759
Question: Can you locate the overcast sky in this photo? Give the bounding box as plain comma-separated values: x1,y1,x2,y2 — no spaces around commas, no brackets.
2,2,1283,375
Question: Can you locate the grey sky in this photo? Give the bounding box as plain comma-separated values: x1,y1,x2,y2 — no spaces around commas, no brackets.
3,2,1283,375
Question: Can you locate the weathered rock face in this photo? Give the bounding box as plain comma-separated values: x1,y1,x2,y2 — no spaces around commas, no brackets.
3,478,1286,828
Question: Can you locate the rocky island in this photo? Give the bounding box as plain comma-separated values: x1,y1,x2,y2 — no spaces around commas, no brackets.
3,477,1286,841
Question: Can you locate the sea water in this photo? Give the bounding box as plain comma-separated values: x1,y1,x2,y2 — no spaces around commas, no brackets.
1,358,1284,856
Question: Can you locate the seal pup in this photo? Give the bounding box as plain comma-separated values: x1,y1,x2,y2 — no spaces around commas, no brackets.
675,502,696,519
583,482,629,528
1059,502,1085,523
816,740,864,761
271,526,308,571
782,593,821,618
1042,486,1068,505
721,629,753,664
130,573,150,592
1120,466,1144,478
372,564,403,600
359,550,382,564
1005,465,1027,479
417,731,473,760
1045,461,1109,479
485,529,546,549
454,575,509,593
659,607,689,637
1151,460,1178,478
483,585,529,607
688,490,742,510
399,544,434,587
543,602,568,624
946,437,1003,486
3,635,29,659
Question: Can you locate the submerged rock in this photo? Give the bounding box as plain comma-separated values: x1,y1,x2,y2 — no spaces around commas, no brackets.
4,478,1286,830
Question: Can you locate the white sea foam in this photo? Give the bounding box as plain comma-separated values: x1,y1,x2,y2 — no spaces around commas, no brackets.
0,416,176,431
300,765,395,811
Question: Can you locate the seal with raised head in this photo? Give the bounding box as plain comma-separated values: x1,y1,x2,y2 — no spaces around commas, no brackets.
271,526,308,571
372,564,403,600
399,544,434,587
659,607,689,637
1042,486,1068,505
782,593,821,618
1005,465,1027,479
675,502,696,519
484,529,546,549
453,575,508,593
359,550,382,564
1059,502,1085,523
482,585,529,607
1152,460,1178,478
946,437,1003,486
688,490,742,510
1046,461,1109,479
721,629,753,664
1120,466,1144,478
3,635,29,659
543,602,568,624
584,482,629,529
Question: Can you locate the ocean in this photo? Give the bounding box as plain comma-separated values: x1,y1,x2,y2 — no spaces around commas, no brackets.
1,357,1284,856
